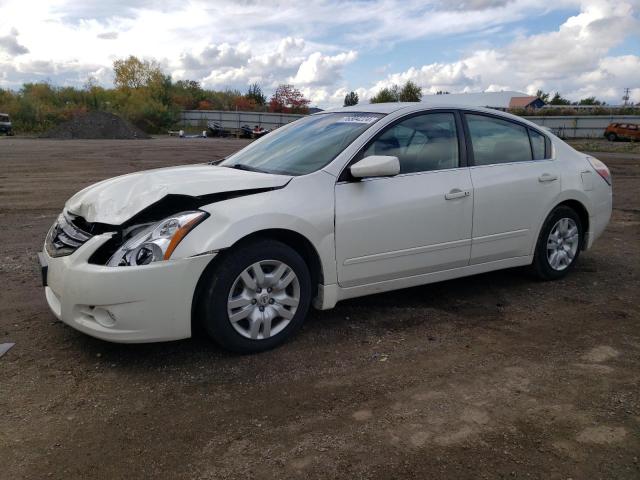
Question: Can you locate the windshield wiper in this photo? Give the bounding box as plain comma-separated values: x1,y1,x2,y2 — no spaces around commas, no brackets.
226,163,270,173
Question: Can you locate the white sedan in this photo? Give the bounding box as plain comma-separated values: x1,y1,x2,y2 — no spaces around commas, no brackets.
40,103,612,352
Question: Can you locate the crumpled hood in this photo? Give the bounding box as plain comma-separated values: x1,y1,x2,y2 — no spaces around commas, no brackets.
65,164,291,224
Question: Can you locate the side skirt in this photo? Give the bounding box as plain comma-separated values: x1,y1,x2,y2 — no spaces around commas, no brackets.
314,255,532,310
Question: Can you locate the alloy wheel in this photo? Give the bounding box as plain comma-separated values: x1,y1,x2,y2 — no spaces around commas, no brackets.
226,260,300,340
546,218,579,271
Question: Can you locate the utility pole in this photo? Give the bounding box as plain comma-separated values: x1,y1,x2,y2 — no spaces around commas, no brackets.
622,88,630,106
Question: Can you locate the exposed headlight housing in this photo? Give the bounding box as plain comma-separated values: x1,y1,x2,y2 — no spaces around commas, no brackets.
107,211,207,266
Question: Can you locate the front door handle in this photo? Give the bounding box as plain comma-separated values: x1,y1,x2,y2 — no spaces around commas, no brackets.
538,173,558,183
445,189,471,200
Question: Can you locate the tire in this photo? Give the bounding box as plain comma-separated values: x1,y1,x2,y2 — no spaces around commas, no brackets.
195,239,312,353
530,205,583,280
607,132,617,142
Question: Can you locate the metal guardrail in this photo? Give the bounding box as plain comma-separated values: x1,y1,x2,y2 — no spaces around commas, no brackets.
523,115,640,138
179,110,305,132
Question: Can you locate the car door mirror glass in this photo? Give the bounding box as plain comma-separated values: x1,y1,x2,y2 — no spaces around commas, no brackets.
350,155,400,178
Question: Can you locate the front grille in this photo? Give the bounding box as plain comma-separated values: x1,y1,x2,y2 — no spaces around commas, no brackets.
46,212,93,257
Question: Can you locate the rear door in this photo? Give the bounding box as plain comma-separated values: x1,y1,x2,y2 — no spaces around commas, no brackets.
463,113,560,264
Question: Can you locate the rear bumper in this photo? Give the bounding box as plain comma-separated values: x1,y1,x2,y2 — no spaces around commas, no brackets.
41,235,215,343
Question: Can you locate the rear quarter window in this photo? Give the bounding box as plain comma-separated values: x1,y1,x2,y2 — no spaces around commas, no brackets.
528,128,548,160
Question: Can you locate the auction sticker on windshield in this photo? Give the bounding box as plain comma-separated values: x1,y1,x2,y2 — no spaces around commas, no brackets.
338,116,379,124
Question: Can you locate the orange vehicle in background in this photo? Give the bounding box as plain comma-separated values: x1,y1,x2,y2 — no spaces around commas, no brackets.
604,122,640,141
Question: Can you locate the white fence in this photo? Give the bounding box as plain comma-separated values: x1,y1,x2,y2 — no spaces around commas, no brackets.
180,110,304,131
523,115,639,138
179,110,639,139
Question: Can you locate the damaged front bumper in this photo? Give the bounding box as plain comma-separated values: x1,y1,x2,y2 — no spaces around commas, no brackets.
40,234,215,343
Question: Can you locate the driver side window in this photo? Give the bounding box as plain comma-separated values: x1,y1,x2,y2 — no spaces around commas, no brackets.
362,112,460,174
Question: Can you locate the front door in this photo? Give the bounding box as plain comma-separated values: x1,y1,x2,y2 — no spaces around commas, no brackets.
334,112,473,287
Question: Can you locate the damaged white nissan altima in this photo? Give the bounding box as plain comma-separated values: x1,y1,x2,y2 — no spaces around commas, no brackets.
39,103,612,352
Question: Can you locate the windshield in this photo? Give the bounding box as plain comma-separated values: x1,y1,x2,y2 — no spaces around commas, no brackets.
219,112,384,176
0,115,9,122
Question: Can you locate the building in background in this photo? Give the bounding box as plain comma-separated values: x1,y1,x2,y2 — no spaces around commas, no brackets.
508,96,546,110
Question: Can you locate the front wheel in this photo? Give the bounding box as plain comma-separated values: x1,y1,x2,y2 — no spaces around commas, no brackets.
531,206,583,280
607,132,617,141
195,239,312,353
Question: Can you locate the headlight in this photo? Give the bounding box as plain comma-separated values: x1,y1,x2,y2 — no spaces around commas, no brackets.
107,211,207,266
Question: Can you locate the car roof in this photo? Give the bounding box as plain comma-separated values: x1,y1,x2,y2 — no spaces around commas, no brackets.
325,102,527,119
324,102,527,116
320,103,552,136
325,103,414,114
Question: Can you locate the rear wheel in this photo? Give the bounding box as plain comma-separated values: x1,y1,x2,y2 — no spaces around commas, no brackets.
531,206,583,280
195,239,311,353
607,132,617,141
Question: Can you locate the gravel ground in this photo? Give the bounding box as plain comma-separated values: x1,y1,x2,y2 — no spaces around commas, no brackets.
0,137,639,479
568,138,640,155
40,111,149,140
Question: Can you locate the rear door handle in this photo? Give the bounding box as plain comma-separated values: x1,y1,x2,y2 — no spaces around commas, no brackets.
538,173,558,183
445,189,471,200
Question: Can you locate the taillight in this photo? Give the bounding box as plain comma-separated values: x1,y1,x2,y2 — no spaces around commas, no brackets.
587,156,611,186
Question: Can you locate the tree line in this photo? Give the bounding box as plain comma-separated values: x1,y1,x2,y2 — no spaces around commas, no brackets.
0,56,311,133
1,55,636,134
343,84,626,109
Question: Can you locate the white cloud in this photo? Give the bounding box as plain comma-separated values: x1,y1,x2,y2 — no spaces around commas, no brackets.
0,28,29,56
174,38,357,92
96,31,118,40
181,37,310,89
364,0,640,104
178,43,252,80
291,51,357,86
0,0,638,106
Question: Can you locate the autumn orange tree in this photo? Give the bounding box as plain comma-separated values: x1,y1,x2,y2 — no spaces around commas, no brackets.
232,96,257,111
171,80,205,110
268,84,310,113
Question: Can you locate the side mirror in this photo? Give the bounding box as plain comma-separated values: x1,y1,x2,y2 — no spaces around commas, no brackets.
350,155,400,179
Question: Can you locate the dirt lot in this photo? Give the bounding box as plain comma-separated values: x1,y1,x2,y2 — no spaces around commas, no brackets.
1,137,639,479
568,138,640,155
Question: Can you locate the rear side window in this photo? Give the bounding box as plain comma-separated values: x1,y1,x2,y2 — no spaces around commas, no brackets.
465,114,532,166
529,128,547,160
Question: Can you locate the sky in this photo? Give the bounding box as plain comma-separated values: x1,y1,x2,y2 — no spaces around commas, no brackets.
0,0,639,107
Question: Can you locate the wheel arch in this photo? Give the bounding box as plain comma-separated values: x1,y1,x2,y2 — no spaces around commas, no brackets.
533,197,591,257
191,228,324,336
556,199,590,246
227,228,325,286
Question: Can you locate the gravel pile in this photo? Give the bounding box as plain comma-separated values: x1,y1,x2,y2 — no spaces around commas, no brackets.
41,111,149,139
